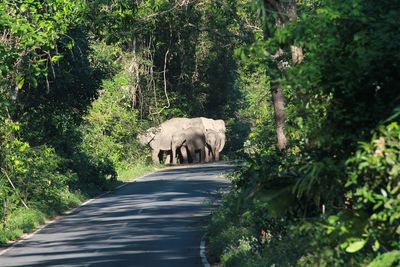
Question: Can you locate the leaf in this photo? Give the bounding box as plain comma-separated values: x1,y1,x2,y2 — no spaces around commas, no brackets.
328,215,339,225
51,55,63,63
17,78,25,89
346,239,366,253
368,251,400,267
372,240,380,251
380,188,387,198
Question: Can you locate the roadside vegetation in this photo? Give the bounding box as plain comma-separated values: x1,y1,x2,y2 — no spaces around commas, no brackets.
207,0,400,266
1,0,399,266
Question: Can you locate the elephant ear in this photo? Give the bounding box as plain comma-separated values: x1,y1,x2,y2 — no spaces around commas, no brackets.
137,131,152,145
218,133,226,152
149,126,161,136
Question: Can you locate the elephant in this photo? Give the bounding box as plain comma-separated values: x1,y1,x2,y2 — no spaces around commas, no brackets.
138,117,226,164
137,126,172,163
205,129,221,162
209,119,226,154
188,117,226,154
137,118,192,163
171,127,206,164
183,117,226,160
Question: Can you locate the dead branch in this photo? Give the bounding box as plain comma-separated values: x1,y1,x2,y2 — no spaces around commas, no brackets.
149,49,170,116
1,168,28,208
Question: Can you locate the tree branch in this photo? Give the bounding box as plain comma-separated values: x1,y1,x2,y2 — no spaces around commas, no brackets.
1,168,28,208
149,49,170,116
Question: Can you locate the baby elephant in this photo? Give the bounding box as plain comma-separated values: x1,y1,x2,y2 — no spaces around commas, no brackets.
171,127,206,164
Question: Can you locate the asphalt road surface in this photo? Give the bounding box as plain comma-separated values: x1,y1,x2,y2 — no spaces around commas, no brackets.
0,162,233,267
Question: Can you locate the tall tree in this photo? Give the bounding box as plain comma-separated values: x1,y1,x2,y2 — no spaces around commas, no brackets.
262,0,303,150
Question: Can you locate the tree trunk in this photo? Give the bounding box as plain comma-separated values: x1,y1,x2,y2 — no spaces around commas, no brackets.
262,0,303,150
290,45,304,64
272,84,287,150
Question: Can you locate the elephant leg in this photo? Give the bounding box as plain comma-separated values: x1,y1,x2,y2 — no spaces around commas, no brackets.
209,146,215,161
195,150,200,163
195,151,200,163
171,145,177,164
165,153,171,164
215,149,220,161
200,148,206,163
152,149,160,163
180,146,188,163
209,146,214,161
177,147,184,163
205,146,210,162
187,145,195,164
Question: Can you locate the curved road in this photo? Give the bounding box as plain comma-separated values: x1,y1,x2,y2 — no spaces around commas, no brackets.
0,162,233,267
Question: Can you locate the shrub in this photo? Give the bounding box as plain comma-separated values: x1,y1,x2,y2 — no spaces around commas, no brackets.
0,208,45,244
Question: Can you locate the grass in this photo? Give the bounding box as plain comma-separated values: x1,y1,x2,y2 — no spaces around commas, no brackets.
0,208,45,244
117,161,160,182
0,161,159,246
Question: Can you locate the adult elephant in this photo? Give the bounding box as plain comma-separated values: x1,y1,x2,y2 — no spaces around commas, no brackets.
171,127,206,164
173,117,226,162
137,126,170,163
137,118,193,163
214,120,226,154
205,129,223,162
188,117,226,154
209,119,226,154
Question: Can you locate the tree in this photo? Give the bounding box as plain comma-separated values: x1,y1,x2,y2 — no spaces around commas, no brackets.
262,0,303,150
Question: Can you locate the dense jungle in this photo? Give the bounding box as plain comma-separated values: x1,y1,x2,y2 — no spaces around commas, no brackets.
1,0,399,266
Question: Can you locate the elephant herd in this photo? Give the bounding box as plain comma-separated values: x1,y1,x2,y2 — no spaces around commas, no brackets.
137,117,226,164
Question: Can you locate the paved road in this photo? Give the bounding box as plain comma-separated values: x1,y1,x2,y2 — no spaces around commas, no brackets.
0,162,233,267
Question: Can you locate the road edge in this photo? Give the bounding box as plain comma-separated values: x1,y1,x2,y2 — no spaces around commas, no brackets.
0,162,234,258
200,233,211,267
199,160,236,267
0,167,163,256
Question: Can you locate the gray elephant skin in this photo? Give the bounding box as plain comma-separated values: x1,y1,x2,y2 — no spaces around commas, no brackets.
171,127,206,164
205,129,222,162
137,118,190,163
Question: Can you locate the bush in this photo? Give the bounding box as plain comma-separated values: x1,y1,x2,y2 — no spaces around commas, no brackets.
80,55,146,172
0,208,45,244
221,236,257,267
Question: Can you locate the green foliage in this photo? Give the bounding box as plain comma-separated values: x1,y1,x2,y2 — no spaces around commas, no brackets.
368,251,400,267
0,208,45,244
81,71,141,170
208,0,400,266
342,123,400,257
118,161,159,182
220,235,257,267
0,0,86,90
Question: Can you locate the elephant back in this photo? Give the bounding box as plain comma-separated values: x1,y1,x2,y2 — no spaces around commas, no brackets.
187,117,224,132
155,117,192,139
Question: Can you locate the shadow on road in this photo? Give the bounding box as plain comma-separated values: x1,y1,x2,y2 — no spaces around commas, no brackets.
1,163,234,267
